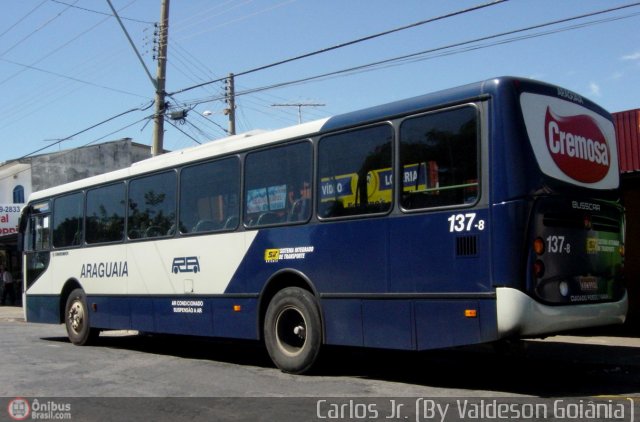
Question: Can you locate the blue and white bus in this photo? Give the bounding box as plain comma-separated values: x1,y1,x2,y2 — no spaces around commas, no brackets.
20,77,627,374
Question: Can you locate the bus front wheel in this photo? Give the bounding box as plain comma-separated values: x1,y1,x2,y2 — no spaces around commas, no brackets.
264,287,322,374
64,288,99,345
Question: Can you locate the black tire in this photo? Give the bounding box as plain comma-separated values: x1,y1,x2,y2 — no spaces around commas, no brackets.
64,288,99,345
264,287,322,374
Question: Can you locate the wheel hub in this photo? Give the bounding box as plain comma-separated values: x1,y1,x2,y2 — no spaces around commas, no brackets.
69,302,84,333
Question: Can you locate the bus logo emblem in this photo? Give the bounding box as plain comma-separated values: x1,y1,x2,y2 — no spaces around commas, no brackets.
264,249,280,263
172,257,200,274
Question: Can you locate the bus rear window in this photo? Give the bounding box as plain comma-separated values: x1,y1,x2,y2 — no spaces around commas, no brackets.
399,105,479,210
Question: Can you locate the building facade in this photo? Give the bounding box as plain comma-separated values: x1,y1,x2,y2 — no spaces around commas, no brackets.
613,108,640,333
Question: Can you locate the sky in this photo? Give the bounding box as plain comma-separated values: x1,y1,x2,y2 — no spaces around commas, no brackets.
1,0,639,163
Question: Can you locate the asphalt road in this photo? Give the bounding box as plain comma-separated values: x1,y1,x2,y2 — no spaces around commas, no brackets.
1,306,639,421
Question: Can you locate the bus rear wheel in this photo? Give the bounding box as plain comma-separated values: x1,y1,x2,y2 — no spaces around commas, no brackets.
64,288,99,345
264,287,322,374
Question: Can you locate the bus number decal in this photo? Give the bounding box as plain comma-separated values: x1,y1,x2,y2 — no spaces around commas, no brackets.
448,213,485,232
546,235,571,254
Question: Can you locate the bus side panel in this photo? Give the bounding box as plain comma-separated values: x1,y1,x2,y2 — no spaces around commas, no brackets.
231,220,389,295
84,296,259,339
489,200,528,290
320,299,363,347
362,300,414,349
389,210,492,293
130,297,155,332
478,298,499,341
25,294,59,324
87,296,131,330
152,297,215,337
321,298,499,350
415,299,498,349
212,297,259,340
414,300,480,349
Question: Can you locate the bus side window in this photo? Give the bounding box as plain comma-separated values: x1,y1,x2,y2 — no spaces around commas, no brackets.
53,192,84,248
318,125,393,218
27,213,51,252
244,142,312,227
399,106,479,210
128,171,177,239
86,183,126,244
179,157,240,235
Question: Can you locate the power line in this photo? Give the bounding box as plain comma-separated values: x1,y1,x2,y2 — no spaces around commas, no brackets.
12,1,637,164
165,117,201,145
0,0,47,40
48,0,155,24
178,2,640,110
272,103,326,124
19,102,153,160
0,0,79,58
174,0,297,42
168,0,508,96
0,115,152,184
0,57,150,98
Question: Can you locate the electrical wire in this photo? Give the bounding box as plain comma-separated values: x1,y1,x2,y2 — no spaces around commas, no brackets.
168,0,508,96
19,102,153,159
0,115,153,185
48,0,154,24
9,1,639,166
0,0,80,58
176,2,640,110
0,0,48,40
0,57,151,98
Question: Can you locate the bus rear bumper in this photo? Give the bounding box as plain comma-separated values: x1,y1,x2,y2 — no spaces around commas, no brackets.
496,287,628,338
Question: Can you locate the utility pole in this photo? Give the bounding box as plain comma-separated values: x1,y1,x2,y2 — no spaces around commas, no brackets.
152,0,169,156
224,73,236,135
271,103,325,124
107,0,170,157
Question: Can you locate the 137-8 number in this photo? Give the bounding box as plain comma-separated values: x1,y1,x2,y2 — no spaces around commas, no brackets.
448,213,485,232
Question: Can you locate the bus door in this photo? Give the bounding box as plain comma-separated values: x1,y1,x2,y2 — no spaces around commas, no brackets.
19,202,53,321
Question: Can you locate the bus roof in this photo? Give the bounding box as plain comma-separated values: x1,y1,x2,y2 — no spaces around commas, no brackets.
27,76,609,203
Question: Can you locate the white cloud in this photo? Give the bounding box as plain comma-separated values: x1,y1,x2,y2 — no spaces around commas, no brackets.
588,82,601,97
621,51,640,61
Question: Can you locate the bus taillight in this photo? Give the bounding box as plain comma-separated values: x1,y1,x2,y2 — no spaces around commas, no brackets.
533,260,545,279
583,215,592,230
533,237,545,255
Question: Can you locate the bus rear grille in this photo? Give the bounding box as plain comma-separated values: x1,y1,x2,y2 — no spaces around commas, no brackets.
456,235,478,257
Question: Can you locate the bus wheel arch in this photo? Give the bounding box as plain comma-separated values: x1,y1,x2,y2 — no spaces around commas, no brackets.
59,279,83,324
260,271,323,374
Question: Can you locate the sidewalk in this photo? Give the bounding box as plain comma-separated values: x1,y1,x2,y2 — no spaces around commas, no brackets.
0,305,24,322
